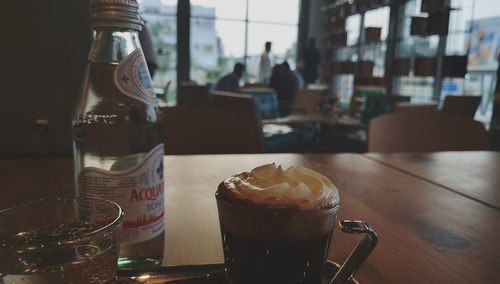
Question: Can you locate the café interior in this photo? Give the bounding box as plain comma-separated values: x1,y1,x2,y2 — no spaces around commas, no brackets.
2,0,500,283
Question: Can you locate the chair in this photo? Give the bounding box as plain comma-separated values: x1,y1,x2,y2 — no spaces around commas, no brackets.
212,91,258,118
212,91,302,153
441,95,481,118
286,89,325,114
177,83,210,106
347,86,386,116
331,94,411,153
162,105,264,154
212,91,264,151
368,111,489,153
360,94,411,123
238,88,280,119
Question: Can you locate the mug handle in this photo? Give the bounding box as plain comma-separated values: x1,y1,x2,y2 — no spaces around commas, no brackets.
330,220,378,284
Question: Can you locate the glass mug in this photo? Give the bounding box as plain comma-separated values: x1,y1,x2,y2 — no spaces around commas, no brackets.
0,197,124,284
216,194,377,284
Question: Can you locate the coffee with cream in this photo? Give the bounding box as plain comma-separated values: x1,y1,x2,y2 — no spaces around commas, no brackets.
216,163,339,284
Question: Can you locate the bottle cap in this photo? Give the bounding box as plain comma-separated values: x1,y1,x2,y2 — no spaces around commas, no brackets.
90,0,143,31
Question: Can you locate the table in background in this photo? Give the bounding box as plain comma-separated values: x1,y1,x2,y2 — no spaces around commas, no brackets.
1,153,500,283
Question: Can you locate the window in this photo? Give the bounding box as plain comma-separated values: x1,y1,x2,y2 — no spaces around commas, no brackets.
393,0,439,102
139,0,299,101
190,0,299,85
345,15,361,46
248,0,298,24
139,0,177,104
247,23,298,82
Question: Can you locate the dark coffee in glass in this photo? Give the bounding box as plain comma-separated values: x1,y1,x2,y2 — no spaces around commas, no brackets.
216,164,339,284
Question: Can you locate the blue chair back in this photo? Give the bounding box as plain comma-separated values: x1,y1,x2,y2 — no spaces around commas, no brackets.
239,88,279,119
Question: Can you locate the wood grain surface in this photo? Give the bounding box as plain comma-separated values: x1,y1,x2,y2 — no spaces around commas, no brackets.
365,151,500,210
1,153,499,283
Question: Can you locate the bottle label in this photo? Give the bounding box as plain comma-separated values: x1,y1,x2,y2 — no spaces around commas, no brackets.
114,49,158,105
79,144,165,245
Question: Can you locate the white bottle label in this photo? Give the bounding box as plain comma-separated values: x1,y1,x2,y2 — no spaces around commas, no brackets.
79,144,165,245
114,49,158,106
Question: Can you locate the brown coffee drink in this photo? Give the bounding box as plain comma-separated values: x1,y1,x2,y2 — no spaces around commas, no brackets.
216,164,340,284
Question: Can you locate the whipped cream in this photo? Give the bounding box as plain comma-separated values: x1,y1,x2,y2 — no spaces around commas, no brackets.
218,163,339,210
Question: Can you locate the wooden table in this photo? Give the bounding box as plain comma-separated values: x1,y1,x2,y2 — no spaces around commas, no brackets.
1,153,500,283
261,113,336,126
365,151,500,211
261,113,367,130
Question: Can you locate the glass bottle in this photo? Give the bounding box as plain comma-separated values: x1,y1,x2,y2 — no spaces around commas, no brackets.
73,0,164,269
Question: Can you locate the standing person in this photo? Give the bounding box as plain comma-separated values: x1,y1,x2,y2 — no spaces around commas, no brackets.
214,63,245,92
259,42,273,83
302,37,321,85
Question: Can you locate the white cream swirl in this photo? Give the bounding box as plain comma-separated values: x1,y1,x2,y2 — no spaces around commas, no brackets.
220,163,339,210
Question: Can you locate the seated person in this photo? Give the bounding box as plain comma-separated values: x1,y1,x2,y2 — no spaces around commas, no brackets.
270,61,299,115
214,63,245,92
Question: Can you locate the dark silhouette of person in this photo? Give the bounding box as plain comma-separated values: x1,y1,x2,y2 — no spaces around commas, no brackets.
214,63,245,92
270,61,299,115
302,38,321,85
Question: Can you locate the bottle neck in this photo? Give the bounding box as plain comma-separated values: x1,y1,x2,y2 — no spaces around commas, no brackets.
89,28,141,64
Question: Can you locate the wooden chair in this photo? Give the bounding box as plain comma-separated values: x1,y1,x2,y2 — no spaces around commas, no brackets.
212,91,303,152
212,91,257,116
368,111,489,153
441,95,481,118
360,94,411,123
212,91,264,151
162,105,264,154
177,83,210,106
287,89,325,114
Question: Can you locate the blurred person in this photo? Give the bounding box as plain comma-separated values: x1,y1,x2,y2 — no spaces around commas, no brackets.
270,61,299,115
259,42,273,83
214,63,245,92
301,37,321,85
